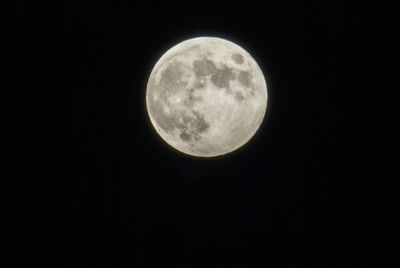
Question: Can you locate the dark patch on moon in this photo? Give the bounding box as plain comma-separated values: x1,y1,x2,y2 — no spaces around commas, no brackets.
176,111,209,142
150,58,211,142
185,88,202,106
192,58,216,77
193,81,205,89
235,92,245,102
231,53,244,64
159,61,185,92
237,70,251,87
191,111,209,133
179,131,191,141
148,100,175,133
211,66,234,88
149,102,210,143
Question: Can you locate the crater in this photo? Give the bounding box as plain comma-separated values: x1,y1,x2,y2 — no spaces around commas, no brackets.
211,66,234,89
231,53,244,64
192,58,216,77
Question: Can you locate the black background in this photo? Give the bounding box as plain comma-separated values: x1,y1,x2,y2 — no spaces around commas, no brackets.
5,1,398,267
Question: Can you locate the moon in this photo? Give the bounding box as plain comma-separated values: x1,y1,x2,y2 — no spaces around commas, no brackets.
146,37,268,157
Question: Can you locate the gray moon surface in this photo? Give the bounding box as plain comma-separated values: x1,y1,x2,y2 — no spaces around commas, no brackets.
146,37,268,157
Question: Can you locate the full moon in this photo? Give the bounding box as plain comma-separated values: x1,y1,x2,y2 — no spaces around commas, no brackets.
146,37,268,157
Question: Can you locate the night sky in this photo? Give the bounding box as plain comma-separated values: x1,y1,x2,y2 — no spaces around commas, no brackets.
6,1,397,267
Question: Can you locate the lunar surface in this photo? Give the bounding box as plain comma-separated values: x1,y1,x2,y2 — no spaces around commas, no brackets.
146,37,268,157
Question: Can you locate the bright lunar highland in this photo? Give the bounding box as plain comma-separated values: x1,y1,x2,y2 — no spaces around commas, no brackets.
146,37,268,157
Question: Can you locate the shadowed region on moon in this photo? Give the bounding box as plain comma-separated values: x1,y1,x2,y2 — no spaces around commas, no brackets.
148,98,209,141
146,37,268,157
238,70,251,86
178,110,210,142
231,53,244,64
235,92,245,102
159,61,187,94
149,60,210,143
211,66,234,89
185,88,202,107
192,58,216,77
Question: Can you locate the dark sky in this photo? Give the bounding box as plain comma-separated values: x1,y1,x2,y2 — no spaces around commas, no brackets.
5,1,397,267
